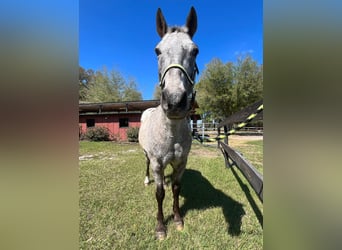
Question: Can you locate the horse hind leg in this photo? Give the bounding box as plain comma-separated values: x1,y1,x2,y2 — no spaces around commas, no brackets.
143,150,150,186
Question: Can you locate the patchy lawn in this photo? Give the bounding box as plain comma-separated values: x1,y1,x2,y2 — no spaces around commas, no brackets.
79,138,263,249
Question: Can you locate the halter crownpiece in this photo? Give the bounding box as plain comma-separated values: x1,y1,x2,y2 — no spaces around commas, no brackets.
159,63,199,88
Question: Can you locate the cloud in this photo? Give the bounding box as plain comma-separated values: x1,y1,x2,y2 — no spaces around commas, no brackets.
234,49,254,56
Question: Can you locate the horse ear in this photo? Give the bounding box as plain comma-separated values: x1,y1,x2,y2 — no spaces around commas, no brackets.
186,6,197,38
156,8,168,38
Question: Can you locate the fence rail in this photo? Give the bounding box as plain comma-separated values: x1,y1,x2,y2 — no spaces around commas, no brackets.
220,141,263,202
216,100,264,203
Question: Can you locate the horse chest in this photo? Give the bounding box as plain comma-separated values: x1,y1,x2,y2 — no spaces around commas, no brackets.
161,137,191,165
173,142,184,158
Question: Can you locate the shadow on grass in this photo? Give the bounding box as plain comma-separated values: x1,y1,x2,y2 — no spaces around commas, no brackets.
229,165,263,228
176,169,245,236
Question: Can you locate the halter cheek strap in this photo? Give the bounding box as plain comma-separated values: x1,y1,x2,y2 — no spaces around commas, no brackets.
159,63,198,88
189,90,196,110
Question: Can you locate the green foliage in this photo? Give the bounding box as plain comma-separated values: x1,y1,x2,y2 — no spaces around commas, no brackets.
234,56,263,110
126,127,139,142
83,126,111,141
195,59,235,121
79,66,95,85
195,55,263,121
122,80,142,101
79,66,94,101
79,66,142,102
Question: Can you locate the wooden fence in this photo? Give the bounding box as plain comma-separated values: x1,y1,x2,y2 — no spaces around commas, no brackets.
217,100,263,203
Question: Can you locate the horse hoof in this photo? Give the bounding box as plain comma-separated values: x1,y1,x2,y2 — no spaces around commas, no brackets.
175,221,184,231
144,177,150,186
156,231,166,240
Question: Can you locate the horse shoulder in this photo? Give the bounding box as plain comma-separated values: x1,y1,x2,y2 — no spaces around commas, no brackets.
139,107,162,149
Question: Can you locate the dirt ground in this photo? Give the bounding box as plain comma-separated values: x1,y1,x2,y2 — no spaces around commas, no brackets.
229,135,263,141
228,135,263,147
190,135,263,158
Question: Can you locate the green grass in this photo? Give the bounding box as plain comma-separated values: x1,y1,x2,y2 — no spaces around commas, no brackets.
230,140,263,173
79,140,263,249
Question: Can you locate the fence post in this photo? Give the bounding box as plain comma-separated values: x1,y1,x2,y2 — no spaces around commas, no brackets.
202,123,205,144
223,125,228,145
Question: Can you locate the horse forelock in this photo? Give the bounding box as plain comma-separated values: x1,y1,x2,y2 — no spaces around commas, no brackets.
167,26,188,35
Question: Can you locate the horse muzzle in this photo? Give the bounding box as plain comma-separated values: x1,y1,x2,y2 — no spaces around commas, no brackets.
161,91,190,119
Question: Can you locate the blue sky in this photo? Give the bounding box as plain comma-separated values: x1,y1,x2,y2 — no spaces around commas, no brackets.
79,0,263,100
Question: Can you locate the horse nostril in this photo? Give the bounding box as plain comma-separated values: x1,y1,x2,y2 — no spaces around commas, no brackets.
179,92,187,107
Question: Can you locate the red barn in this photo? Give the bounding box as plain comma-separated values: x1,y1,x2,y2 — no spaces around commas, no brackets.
79,100,200,141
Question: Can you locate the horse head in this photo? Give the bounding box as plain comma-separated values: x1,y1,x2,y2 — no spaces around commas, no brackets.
155,7,199,120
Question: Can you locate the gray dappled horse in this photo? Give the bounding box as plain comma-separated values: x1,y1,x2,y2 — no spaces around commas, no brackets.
138,7,199,240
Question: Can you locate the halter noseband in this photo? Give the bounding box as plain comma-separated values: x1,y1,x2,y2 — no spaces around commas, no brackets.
159,63,199,89
159,63,198,111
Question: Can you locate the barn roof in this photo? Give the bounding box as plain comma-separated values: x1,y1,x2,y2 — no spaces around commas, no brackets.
79,100,200,118
79,100,160,115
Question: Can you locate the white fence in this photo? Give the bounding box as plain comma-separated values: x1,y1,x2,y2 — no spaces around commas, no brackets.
191,122,263,143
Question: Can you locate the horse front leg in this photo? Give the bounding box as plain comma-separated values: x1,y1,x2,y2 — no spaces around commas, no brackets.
172,181,183,231
153,167,166,240
172,165,186,231
155,183,166,239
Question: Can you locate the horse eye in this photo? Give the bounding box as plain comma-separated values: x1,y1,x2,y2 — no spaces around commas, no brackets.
191,47,199,56
155,48,161,56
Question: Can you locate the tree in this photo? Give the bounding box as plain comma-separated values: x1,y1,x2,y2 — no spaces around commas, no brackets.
195,58,235,121
234,55,263,110
85,68,122,102
80,66,143,102
122,80,142,101
195,55,263,121
79,66,94,101
79,66,94,85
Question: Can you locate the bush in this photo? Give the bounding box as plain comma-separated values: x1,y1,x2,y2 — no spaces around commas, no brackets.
83,126,111,141
126,127,139,142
